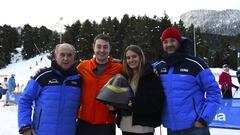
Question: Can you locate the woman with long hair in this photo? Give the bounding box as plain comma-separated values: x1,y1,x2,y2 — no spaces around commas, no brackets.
116,45,164,135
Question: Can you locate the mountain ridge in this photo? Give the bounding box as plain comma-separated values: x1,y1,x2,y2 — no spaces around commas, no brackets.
180,9,240,36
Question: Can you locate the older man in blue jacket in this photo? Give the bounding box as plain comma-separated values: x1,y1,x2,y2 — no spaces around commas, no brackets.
18,43,82,135
153,27,221,135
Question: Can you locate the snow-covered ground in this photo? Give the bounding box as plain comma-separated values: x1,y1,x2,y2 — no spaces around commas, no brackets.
0,54,240,135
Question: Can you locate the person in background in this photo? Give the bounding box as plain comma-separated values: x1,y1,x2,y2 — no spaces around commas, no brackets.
153,27,221,135
116,45,164,135
0,83,2,100
4,74,16,105
18,43,82,135
76,34,122,135
2,77,8,94
219,64,239,98
8,74,16,93
0,77,7,100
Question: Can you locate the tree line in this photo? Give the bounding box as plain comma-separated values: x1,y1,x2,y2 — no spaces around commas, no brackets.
0,13,240,69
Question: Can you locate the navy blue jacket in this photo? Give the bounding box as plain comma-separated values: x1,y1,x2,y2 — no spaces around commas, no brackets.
18,62,81,135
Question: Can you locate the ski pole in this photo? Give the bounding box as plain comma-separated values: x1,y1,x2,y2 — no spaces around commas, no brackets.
34,43,49,67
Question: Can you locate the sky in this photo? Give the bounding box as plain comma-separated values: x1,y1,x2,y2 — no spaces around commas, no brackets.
0,0,240,31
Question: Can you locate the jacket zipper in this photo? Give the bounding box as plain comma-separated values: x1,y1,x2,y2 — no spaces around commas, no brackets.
37,108,42,130
192,97,199,121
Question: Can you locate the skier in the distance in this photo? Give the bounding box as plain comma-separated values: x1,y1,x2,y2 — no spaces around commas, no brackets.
219,64,239,98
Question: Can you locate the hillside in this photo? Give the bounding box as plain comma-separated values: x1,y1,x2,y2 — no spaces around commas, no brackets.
0,53,50,91
180,9,240,36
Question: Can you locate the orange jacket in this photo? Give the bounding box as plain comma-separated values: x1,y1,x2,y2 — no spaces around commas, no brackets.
77,57,122,124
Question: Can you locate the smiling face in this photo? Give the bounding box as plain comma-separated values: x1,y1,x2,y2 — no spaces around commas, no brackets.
93,39,111,64
162,38,180,54
126,50,140,71
55,44,75,70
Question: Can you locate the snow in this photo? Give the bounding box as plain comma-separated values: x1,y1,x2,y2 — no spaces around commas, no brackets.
0,53,51,92
0,54,240,135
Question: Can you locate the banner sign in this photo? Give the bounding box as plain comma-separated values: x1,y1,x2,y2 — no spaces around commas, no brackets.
6,92,21,104
209,98,240,129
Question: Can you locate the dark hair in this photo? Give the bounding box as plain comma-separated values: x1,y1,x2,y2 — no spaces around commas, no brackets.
93,34,111,48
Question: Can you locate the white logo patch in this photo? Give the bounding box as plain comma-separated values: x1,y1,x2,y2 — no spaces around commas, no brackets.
71,81,78,85
160,68,167,73
48,79,59,84
180,68,189,72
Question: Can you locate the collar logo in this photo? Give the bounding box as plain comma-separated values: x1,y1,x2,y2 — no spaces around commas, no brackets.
71,81,78,85
48,79,59,84
160,68,167,73
180,68,189,72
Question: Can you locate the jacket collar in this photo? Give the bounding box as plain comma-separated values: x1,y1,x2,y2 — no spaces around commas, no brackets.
90,57,113,70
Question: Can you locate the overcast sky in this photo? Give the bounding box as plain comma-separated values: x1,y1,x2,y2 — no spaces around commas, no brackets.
0,0,239,31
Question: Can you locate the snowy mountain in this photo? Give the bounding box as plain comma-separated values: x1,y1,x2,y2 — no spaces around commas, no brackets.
180,9,240,36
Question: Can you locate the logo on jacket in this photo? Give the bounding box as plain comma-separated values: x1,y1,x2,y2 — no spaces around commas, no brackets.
48,79,59,84
160,68,167,73
71,81,78,85
180,68,189,72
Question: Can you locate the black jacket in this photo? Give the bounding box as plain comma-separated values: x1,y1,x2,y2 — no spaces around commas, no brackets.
116,63,164,128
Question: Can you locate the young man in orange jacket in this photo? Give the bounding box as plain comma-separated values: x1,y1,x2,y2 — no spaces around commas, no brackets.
76,34,122,135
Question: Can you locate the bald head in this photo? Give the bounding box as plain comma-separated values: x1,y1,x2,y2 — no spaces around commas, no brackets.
54,43,76,70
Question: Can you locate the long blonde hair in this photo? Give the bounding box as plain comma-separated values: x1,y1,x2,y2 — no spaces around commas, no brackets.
122,45,146,85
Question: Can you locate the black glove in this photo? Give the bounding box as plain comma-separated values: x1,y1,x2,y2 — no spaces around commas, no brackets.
235,86,239,90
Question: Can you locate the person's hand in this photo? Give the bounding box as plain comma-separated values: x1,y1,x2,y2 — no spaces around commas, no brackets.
194,121,205,128
112,58,122,63
106,104,115,111
128,100,133,107
35,67,46,75
23,129,36,135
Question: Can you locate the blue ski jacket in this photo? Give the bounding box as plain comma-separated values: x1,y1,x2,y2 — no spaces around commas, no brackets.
8,76,16,92
18,62,81,135
153,55,221,131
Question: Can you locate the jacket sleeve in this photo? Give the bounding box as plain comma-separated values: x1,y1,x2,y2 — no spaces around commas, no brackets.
18,79,42,129
196,68,221,124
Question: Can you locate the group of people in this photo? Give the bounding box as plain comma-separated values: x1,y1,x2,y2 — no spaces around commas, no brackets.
17,27,221,135
0,74,17,105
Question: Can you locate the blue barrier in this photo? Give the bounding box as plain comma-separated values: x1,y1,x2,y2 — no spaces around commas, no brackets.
209,98,240,129
6,92,21,104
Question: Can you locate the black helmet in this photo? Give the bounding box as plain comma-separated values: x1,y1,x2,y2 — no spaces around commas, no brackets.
96,74,133,109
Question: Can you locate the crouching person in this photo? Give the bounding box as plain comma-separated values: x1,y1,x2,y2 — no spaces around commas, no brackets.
18,43,82,135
